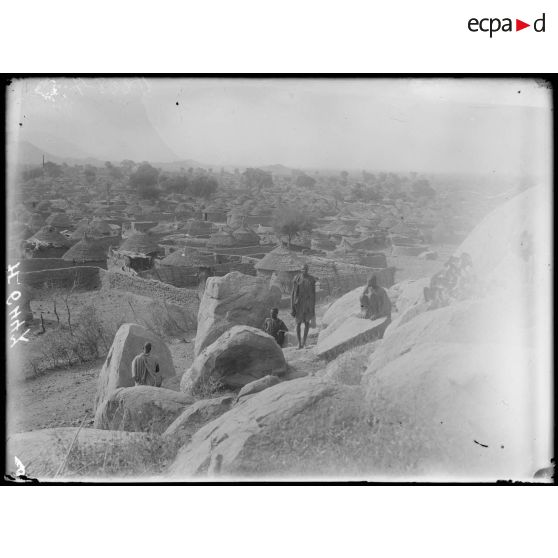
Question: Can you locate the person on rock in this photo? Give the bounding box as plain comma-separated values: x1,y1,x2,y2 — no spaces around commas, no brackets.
360,275,392,339
263,307,289,348
291,263,317,349
131,342,162,387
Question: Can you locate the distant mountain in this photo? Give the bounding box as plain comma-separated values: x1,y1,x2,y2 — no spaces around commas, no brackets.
6,140,61,166
155,159,214,172
260,164,294,176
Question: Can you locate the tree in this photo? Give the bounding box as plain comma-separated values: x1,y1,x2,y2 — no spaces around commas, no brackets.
295,173,316,189
121,159,136,173
273,207,315,247
242,168,273,192
44,161,63,178
189,174,218,198
164,175,191,194
130,162,160,199
340,170,349,186
105,161,123,179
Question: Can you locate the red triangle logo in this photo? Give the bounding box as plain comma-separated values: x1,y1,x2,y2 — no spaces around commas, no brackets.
516,19,530,31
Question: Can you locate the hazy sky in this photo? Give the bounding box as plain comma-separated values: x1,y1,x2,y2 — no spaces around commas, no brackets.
7,77,552,174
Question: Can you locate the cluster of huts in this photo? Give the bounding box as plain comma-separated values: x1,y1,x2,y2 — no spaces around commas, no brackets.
11,166,477,299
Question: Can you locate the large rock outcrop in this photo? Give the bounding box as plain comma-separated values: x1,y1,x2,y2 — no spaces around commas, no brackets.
163,395,234,445
95,323,176,411
181,326,287,394
322,286,362,328
194,272,281,355
315,316,386,360
360,186,552,480
6,427,154,479
235,375,281,403
455,186,548,291
94,386,194,434
168,377,364,477
365,341,536,479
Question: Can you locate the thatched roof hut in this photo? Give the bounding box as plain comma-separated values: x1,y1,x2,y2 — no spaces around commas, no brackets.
232,225,260,246
36,200,51,212
207,230,237,249
255,245,305,273
118,232,160,256
29,212,46,231
46,212,72,230
183,219,212,237
26,226,73,247
159,247,215,267
89,218,112,236
62,234,108,263
175,203,194,216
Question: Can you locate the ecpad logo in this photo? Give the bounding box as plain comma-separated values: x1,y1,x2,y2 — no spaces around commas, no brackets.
468,13,546,37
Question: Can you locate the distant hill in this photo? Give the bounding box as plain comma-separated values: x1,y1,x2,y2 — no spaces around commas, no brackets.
7,140,61,166
260,164,294,176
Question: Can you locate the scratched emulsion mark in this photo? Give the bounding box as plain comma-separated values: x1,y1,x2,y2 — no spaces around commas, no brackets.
473,439,489,448
34,79,61,102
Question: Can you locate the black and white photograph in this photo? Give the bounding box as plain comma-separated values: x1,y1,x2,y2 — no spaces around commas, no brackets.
4,76,553,483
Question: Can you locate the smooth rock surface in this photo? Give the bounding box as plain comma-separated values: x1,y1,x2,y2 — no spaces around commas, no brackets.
315,316,386,360
169,377,364,477
365,341,536,480
194,272,281,355
163,395,234,445
235,375,281,403
322,286,362,328
95,323,176,411
181,326,288,394
94,386,194,434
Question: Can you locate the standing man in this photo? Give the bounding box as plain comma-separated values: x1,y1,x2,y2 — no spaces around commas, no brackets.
131,342,162,387
291,263,317,349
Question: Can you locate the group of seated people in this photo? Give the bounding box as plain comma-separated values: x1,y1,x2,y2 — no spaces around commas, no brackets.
423,252,475,309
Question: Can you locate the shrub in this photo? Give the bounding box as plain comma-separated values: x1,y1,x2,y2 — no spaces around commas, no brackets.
24,306,121,377
55,432,182,478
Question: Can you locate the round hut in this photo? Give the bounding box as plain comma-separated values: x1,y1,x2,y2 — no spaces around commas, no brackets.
159,247,215,268
232,225,260,247
207,230,237,249
183,219,212,238
46,212,72,231
29,212,46,233
110,232,161,273
62,233,109,267
254,245,305,293
25,225,74,258
89,218,113,237
36,200,52,213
